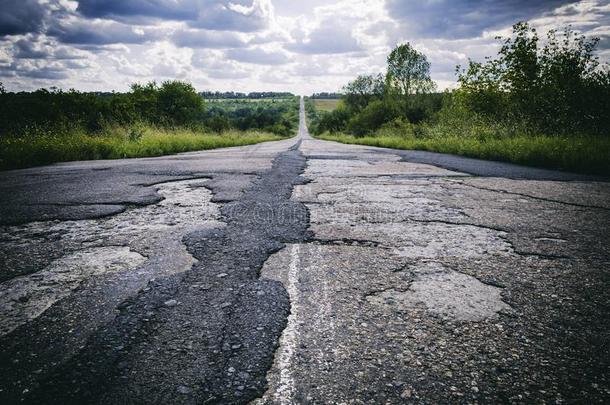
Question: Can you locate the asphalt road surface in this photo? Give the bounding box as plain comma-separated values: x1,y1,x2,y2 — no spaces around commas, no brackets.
1,99,609,404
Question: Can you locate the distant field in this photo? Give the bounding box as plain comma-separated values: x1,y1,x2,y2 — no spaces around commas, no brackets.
205,98,293,103
312,99,340,112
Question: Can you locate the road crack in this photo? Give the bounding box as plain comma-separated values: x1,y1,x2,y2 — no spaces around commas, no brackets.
451,179,610,211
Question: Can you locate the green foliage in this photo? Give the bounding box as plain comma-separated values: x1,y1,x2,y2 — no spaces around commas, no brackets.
457,22,610,135
157,81,204,125
312,42,442,136
206,114,231,134
0,126,283,171
309,22,609,176
375,117,415,138
127,122,147,142
347,100,400,136
318,133,610,176
311,105,351,135
0,83,299,170
0,82,299,139
342,74,385,112
386,43,436,96
203,97,299,136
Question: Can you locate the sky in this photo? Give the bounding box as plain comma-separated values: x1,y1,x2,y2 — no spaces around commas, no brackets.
0,0,609,94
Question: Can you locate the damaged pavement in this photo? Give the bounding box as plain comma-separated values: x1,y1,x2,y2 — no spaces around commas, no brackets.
0,100,609,403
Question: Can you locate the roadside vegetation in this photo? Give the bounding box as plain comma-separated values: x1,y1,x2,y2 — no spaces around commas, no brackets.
0,82,298,170
307,22,610,176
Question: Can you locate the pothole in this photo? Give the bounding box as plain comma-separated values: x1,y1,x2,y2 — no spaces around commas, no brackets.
0,179,224,281
0,246,147,336
0,179,225,336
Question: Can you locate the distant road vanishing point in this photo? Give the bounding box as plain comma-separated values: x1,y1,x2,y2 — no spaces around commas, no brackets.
1,98,608,404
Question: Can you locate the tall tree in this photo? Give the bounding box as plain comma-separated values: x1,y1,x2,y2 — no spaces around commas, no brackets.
342,73,385,112
457,22,608,134
386,43,435,97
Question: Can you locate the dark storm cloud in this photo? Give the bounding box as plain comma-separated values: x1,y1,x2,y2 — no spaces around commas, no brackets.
76,0,195,21
75,0,272,32
0,62,68,80
0,0,47,36
192,0,273,32
48,20,154,45
385,0,579,38
13,39,47,59
12,37,87,60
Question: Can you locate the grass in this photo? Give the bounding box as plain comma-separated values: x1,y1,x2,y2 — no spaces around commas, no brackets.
317,133,610,177
0,126,285,171
312,99,340,112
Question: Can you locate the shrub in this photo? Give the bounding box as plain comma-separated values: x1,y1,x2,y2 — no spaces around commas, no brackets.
375,117,415,138
347,100,400,136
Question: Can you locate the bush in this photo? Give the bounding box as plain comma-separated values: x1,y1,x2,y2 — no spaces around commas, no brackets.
206,114,231,134
157,81,204,125
457,22,610,136
347,100,400,136
375,117,415,138
312,106,351,134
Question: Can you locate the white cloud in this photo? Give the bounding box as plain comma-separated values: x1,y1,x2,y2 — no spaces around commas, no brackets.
0,0,608,94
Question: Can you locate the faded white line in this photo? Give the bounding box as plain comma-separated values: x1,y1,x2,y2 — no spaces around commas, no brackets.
272,244,300,404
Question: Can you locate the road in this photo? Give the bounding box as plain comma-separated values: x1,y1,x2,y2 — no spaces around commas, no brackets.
0,99,609,404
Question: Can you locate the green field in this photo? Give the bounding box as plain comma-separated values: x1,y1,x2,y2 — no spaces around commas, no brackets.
205,98,293,103
312,99,340,112
318,133,610,176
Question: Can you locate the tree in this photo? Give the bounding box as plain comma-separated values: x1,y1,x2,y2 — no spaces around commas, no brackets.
457,22,608,135
157,80,204,126
347,99,400,136
130,81,160,123
386,43,435,97
342,73,385,112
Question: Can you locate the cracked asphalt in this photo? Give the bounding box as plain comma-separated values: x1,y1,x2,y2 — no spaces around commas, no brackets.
1,99,609,404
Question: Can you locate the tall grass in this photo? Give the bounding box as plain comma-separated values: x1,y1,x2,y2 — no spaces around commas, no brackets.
0,125,284,171
318,133,610,176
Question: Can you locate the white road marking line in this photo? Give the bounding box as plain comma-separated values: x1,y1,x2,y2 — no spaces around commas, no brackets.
273,244,300,404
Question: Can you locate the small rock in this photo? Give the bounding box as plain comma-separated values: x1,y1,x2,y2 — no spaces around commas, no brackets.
217,273,228,278
400,389,412,399
164,299,178,307
228,367,236,373
472,386,479,393
177,385,192,395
